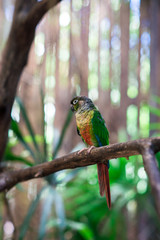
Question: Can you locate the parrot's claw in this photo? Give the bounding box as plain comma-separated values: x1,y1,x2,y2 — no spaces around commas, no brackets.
78,148,88,154
87,146,95,153
78,146,95,155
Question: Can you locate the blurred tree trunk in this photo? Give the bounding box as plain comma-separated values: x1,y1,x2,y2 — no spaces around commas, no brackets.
67,0,81,151
0,1,4,51
136,1,142,132
80,3,90,96
150,0,160,134
54,5,74,155
120,0,130,130
54,5,63,156
137,211,150,240
97,0,117,144
150,0,160,95
108,0,112,107
106,0,116,143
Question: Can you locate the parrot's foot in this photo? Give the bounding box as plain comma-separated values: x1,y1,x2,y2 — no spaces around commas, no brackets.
87,146,95,153
78,148,87,154
78,146,95,155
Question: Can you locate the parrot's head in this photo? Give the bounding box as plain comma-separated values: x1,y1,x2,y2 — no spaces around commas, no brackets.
70,96,95,113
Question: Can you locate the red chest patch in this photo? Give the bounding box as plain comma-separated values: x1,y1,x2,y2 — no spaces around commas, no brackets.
80,125,93,146
76,111,94,146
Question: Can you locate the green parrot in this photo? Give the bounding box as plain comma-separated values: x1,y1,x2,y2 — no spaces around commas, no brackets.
71,96,111,209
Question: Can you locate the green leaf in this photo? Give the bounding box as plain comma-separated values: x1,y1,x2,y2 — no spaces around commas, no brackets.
150,122,160,130
52,110,73,159
66,220,94,240
10,118,37,161
4,151,34,166
16,97,41,157
156,152,160,169
47,219,94,240
40,87,48,160
149,106,160,117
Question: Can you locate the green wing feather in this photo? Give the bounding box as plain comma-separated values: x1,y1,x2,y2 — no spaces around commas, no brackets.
91,110,109,147
92,110,111,208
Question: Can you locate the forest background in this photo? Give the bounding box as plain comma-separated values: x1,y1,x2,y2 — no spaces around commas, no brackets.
0,0,160,239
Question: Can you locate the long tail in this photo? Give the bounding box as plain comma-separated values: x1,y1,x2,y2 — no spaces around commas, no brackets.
97,163,111,209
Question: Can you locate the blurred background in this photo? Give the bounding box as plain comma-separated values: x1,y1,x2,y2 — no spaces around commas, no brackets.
0,0,160,239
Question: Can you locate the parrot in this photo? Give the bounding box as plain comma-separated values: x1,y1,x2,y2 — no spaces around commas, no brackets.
70,96,111,209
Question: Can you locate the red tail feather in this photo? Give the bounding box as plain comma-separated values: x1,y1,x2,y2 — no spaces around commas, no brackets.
97,163,111,209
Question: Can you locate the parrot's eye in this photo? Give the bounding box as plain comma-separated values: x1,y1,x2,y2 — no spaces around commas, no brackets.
73,99,78,105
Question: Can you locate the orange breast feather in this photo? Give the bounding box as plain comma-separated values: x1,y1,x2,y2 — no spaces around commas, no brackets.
76,111,94,146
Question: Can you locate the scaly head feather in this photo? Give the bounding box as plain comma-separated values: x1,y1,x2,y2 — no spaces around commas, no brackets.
70,96,96,113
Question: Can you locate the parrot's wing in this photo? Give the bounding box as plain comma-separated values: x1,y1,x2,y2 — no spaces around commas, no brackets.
92,110,111,209
91,110,109,146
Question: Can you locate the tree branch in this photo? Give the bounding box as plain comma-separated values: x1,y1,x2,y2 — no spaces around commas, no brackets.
142,147,160,217
0,0,61,161
0,137,160,216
